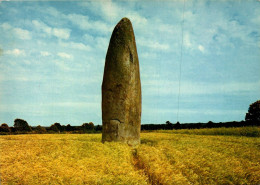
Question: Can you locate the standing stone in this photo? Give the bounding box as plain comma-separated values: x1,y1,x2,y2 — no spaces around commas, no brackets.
102,17,141,146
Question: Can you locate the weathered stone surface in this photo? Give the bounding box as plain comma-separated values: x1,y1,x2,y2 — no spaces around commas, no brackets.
102,17,141,146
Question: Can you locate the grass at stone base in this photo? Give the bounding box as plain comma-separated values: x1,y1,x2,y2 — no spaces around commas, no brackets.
0,129,259,184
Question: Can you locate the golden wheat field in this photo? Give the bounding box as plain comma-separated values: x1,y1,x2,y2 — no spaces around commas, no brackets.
1,128,260,185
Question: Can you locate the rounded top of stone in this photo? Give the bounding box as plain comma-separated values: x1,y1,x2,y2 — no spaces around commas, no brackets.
119,17,131,23
115,17,133,29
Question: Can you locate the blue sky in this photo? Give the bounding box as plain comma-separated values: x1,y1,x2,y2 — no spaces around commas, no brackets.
0,0,259,126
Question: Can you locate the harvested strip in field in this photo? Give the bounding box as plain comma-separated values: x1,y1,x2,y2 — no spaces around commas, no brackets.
139,133,260,185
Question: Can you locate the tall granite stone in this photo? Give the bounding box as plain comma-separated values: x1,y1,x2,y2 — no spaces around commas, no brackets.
102,17,141,146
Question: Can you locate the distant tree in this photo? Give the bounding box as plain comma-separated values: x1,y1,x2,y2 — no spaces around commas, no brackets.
88,122,94,130
82,123,88,128
66,124,72,131
35,125,47,133
82,122,95,131
14,118,32,131
174,121,181,129
245,100,260,125
0,123,11,132
54,123,62,131
61,125,66,132
95,125,102,131
206,121,214,128
165,121,173,130
50,124,59,132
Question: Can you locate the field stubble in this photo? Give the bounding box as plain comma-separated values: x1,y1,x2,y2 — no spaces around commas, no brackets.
0,127,259,185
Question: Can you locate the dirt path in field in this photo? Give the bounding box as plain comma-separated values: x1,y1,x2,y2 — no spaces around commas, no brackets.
131,148,154,185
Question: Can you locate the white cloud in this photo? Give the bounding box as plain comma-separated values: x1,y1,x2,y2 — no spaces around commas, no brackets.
143,79,260,96
53,28,70,40
80,0,120,22
45,7,60,18
144,106,245,116
151,42,170,50
53,102,99,109
67,13,90,30
100,0,120,21
1,23,31,40
78,1,147,31
32,20,70,40
140,52,157,59
57,52,73,59
59,41,91,51
1,22,12,30
54,60,71,71
32,20,52,35
183,33,193,49
83,34,95,43
157,24,180,35
138,38,170,51
126,12,148,26
183,10,196,22
142,106,245,123
198,45,205,53
0,75,28,82
183,33,206,53
83,34,108,51
5,49,25,56
66,13,111,33
40,51,51,56
178,2,259,54
13,28,31,40
251,14,260,25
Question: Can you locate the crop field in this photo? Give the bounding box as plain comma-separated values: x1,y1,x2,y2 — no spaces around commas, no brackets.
0,127,260,185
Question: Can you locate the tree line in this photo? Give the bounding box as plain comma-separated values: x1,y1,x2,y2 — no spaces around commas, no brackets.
1,100,259,134
0,119,102,135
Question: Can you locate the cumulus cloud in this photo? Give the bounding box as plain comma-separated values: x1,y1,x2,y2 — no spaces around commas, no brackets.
79,0,120,22
198,45,205,53
13,28,31,40
57,52,73,59
143,79,260,96
140,52,157,60
53,102,99,109
40,51,51,56
53,28,70,40
78,0,147,30
32,20,71,39
138,38,170,51
183,33,193,49
179,1,260,54
83,34,108,51
126,12,148,26
1,23,31,40
67,13,111,33
32,20,52,35
54,60,71,71
1,22,12,30
59,41,91,51
5,49,26,56
100,0,120,21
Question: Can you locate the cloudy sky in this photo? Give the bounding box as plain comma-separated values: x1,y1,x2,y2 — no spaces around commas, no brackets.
0,0,259,126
